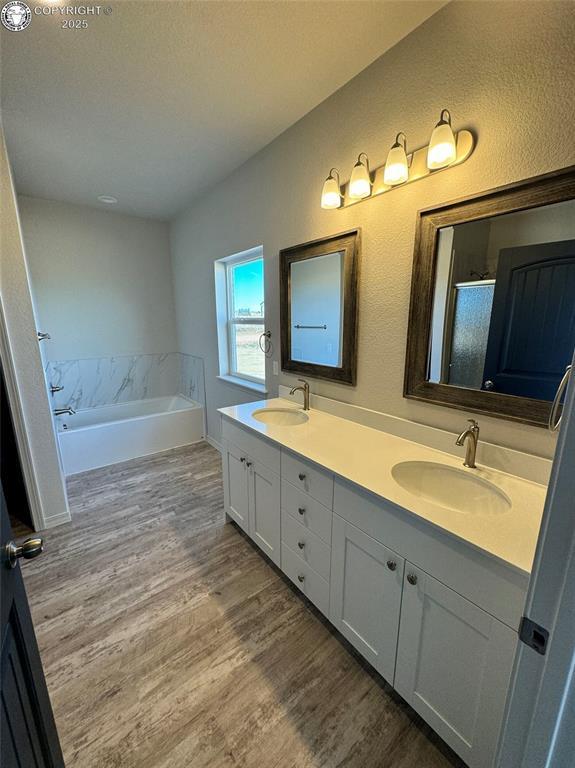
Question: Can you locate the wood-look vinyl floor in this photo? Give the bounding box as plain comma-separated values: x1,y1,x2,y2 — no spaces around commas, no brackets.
20,442,465,768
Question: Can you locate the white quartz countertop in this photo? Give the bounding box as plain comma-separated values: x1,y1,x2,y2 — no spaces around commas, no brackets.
219,398,547,575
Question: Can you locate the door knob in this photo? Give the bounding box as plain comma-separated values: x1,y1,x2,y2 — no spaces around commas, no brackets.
5,537,44,569
406,573,418,586
484,380,494,390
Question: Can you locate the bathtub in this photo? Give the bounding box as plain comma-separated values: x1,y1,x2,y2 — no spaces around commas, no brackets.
56,395,205,475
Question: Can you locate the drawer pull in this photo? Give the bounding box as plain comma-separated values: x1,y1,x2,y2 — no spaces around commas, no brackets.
298,473,306,481
298,507,306,516
297,574,305,583
387,559,397,571
407,573,418,586
297,541,305,550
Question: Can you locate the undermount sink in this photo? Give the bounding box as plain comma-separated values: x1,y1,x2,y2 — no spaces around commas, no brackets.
252,408,309,426
391,461,511,516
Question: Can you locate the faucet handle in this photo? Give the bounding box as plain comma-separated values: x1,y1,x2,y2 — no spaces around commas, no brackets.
468,419,479,428
298,378,308,386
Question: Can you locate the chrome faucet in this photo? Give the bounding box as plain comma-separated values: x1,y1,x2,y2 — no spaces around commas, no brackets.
456,419,479,468
289,379,310,411
53,407,76,416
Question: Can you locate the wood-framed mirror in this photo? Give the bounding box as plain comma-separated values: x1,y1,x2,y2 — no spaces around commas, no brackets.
280,229,360,385
404,166,575,427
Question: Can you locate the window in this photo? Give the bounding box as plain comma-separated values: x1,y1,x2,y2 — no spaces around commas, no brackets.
215,246,266,388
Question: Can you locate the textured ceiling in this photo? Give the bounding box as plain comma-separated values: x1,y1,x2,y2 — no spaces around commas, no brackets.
1,0,447,219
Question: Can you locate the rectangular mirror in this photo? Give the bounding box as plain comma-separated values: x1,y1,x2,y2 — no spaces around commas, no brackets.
280,230,360,384
405,167,575,426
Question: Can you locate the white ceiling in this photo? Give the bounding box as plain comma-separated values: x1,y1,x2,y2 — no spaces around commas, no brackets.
1,0,447,219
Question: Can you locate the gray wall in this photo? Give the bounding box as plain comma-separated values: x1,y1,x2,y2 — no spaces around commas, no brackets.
0,128,69,528
170,1,574,456
19,196,178,362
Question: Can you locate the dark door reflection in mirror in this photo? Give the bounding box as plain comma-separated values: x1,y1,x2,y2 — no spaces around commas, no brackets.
405,166,575,426
428,201,575,402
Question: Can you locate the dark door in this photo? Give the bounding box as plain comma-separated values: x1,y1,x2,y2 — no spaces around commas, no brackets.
1,490,64,764
482,239,575,399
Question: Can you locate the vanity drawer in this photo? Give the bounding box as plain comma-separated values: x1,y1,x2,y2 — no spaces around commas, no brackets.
222,417,280,474
281,450,334,508
281,542,330,617
281,512,331,582
281,480,333,544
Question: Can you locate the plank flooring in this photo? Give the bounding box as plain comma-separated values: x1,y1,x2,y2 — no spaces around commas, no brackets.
20,442,465,768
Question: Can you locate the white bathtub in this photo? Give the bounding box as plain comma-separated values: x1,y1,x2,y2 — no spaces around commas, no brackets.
56,395,205,475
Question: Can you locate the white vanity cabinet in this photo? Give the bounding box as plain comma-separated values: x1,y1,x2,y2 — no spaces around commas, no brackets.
220,412,523,768
395,564,517,768
329,515,404,682
222,419,281,566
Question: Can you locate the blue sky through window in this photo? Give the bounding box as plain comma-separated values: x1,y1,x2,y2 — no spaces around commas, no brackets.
232,259,264,317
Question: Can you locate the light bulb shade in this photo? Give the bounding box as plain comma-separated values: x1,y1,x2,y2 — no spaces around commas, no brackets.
349,157,371,199
427,111,457,169
321,174,342,209
384,139,409,186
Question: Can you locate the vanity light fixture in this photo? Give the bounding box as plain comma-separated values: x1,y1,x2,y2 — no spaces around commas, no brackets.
427,109,457,170
383,132,409,186
349,152,371,199
320,168,343,209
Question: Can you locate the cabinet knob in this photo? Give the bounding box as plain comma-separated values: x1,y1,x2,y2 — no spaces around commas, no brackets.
240,457,246,463
298,473,306,481
297,541,305,550
246,461,252,468
386,559,397,571
298,507,306,516
297,574,305,583
407,573,418,586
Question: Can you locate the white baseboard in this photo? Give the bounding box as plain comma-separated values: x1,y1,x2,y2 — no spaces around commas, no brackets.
206,435,222,453
41,510,72,531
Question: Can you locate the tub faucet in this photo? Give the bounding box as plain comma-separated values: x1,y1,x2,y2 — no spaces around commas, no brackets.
54,407,76,416
456,419,479,468
289,379,310,411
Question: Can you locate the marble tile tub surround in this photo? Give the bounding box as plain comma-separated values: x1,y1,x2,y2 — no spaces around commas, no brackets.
278,385,552,486
47,353,206,411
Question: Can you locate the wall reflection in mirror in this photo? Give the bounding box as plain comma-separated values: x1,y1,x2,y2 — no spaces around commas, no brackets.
428,200,575,402
290,251,344,367
280,229,359,384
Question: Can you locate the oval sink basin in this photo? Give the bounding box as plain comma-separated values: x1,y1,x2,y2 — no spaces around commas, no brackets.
391,461,511,516
252,408,309,426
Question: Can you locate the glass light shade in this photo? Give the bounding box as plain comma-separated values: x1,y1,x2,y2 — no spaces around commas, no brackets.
384,143,409,186
321,175,341,209
349,160,371,199
427,120,457,169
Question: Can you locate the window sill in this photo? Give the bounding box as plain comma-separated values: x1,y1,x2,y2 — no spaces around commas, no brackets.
217,375,268,395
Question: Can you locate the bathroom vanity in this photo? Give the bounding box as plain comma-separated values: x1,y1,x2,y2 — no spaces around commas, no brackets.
219,398,547,768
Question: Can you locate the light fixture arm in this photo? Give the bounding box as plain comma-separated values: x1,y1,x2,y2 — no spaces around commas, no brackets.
355,152,370,172
393,132,407,150
437,108,451,126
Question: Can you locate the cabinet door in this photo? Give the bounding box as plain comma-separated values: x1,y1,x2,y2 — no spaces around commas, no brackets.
248,460,281,566
395,564,517,768
223,442,250,533
330,515,404,683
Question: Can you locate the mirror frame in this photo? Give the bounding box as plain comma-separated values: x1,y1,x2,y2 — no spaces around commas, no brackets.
280,229,360,385
404,165,575,427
